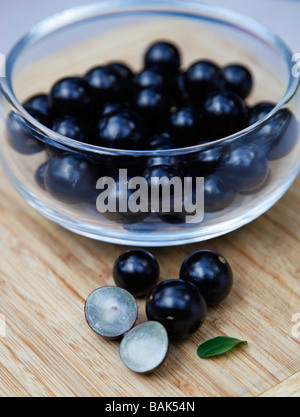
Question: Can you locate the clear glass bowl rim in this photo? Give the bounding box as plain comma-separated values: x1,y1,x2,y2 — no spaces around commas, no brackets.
1,0,299,157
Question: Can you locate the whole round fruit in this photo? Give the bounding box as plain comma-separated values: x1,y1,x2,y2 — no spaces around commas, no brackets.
84,286,138,339
202,90,247,138
132,69,167,91
221,143,269,193
113,249,160,297
144,41,181,74
108,62,133,84
51,116,89,142
223,64,253,99
169,106,198,145
133,87,170,123
44,154,99,204
143,164,184,214
97,110,147,150
24,94,51,118
146,279,207,339
184,60,225,99
248,103,297,160
179,250,233,306
49,77,93,117
97,171,150,224
7,109,47,155
120,321,169,373
204,174,236,212
84,65,126,103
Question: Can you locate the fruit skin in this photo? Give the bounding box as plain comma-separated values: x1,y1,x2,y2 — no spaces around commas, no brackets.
97,110,148,150
143,164,183,214
173,72,189,105
51,116,89,142
97,171,150,224
180,250,233,307
202,90,247,139
101,101,130,116
204,173,236,212
248,102,274,125
7,109,47,154
144,41,181,74
132,69,167,92
223,64,253,99
146,279,207,339
84,66,126,104
24,94,51,118
221,143,269,193
108,62,133,84
148,132,175,150
145,133,176,168
49,77,93,117
44,154,99,204
184,60,225,99
183,146,223,178
35,161,48,190
169,107,198,145
113,249,160,297
133,87,170,125
248,103,298,160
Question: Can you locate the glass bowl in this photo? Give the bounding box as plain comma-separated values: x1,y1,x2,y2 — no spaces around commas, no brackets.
0,0,299,246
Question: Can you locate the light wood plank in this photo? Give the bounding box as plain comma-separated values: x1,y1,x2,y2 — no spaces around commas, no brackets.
259,372,300,397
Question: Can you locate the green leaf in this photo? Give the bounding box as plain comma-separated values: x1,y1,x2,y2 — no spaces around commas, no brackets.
197,337,247,358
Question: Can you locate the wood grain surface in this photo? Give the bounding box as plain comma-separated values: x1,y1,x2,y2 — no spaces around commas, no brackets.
0,18,299,397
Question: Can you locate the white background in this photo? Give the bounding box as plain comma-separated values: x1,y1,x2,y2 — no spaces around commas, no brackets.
0,0,299,54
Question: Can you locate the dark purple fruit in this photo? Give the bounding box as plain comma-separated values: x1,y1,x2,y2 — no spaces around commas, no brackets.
202,91,247,139
146,133,176,167
49,77,93,117
148,132,175,150
180,250,233,306
204,173,236,212
108,62,133,84
113,249,159,297
143,164,183,214
51,116,89,142
97,110,148,150
146,279,207,339
97,171,150,223
120,321,169,373
35,161,48,190
182,146,223,178
23,94,51,118
84,66,126,104
132,69,167,91
221,144,269,193
184,60,225,99
84,286,138,339
101,101,131,116
7,109,47,155
223,64,253,99
248,103,298,160
144,41,181,74
44,154,99,204
133,87,170,125
169,106,198,145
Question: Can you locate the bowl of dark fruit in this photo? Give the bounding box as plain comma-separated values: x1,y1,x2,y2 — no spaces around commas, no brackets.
0,1,299,246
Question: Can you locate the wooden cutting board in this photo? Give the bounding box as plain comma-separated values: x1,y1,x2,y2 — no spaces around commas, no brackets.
0,18,299,397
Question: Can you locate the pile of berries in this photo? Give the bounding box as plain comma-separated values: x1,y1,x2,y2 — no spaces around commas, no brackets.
7,40,296,224
85,248,233,373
